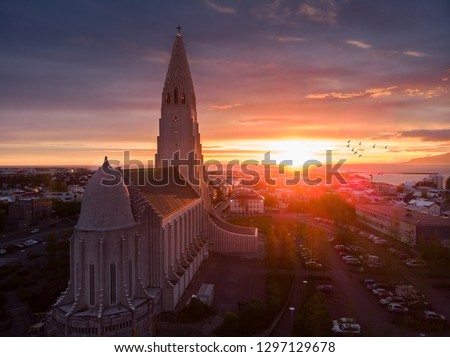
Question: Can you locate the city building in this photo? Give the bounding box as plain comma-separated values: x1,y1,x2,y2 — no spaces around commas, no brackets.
7,197,51,230
47,30,258,336
44,191,76,202
356,203,450,246
229,189,265,215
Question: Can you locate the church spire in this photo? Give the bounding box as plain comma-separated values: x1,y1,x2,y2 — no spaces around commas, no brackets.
162,28,195,104
155,29,203,188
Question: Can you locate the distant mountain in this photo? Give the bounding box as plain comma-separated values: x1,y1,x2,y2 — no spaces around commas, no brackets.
405,152,450,165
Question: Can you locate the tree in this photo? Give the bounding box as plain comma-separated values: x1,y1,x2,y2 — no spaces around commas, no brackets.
265,226,277,268
293,293,332,337
0,203,7,232
50,181,68,192
238,299,268,335
216,312,239,336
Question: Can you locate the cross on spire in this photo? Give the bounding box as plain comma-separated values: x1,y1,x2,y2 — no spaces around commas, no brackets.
176,25,182,35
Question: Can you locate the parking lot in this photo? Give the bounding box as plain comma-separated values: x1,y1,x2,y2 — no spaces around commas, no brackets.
296,214,450,336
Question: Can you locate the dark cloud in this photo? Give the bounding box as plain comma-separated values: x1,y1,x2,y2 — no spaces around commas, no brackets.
399,129,450,142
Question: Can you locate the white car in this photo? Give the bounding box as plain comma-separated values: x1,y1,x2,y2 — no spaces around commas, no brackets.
30,228,40,234
388,303,409,314
423,311,447,323
345,257,361,265
379,296,405,307
405,259,426,268
332,323,361,336
332,318,356,326
0,248,6,255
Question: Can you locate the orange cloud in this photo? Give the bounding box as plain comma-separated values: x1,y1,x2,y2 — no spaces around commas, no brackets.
305,86,397,99
345,40,371,49
403,50,427,57
207,103,242,110
404,87,447,98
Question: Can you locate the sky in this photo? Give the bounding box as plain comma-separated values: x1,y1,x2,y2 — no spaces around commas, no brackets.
1,0,449,167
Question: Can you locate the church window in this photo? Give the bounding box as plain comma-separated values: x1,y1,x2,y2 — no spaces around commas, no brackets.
128,259,133,297
110,263,117,304
89,264,95,306
172,115,179,122
181,92,185,104
174,87,179,104
166,93,170,104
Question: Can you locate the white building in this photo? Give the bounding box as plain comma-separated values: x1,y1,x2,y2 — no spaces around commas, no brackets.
407,199,441,215
44,191,75,202
229,189,264,214
356,203,450,246
427,174,444,190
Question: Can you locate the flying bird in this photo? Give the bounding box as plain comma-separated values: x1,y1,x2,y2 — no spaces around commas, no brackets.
358,154,362,157
373,144,376,148
359,141,362,146
385,145,388,149
347,140,351,143
354,151,358,155
351,147,355,152
347,143,350,147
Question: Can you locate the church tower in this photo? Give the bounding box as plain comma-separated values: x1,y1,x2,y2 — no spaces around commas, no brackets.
155,27,203,189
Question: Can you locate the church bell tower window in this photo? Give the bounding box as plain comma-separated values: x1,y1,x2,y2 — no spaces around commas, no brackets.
181,92,185,104
166,93,170,104
174,87,179,104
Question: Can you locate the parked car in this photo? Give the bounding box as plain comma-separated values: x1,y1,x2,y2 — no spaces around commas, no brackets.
0,248,6,255
380,296,405,307
341,255,354,261
363,279,375,287
377,291,393,299
387,303,409,314
332,317,356,326
305,261,323,270
316,285,333,294
30,228,40,234
405,259,426,268
345,257,361,265
422,311,447,324
332,323,361,336
372,288,388,296
407,300,431,311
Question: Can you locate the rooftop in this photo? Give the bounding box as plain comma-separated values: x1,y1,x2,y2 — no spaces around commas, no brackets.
209,213,257,236
124,168,200,219
356,203,450,227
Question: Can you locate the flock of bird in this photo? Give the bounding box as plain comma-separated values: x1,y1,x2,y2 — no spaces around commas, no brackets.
346,140,388,158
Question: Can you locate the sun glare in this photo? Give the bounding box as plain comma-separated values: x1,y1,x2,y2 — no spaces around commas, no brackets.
268,139,335,166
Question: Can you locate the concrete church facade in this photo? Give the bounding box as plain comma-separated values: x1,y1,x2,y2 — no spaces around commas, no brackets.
47,30,258,336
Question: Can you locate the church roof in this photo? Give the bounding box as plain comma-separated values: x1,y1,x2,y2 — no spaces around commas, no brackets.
124,167,200,219
76,159,136,232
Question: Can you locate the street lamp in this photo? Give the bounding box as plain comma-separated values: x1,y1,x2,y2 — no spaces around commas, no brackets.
289,306,295,330
302,280,308,300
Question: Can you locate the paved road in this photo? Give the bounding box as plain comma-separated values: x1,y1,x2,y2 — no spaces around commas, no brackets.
0,222,75,267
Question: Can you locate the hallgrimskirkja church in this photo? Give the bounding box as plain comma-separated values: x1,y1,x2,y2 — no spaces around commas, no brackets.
47,30,259,336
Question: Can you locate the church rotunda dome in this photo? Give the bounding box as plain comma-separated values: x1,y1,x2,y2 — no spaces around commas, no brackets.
76,158,136,231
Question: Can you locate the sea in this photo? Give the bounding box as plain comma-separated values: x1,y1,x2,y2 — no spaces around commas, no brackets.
343,164,450,186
